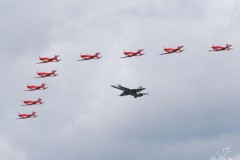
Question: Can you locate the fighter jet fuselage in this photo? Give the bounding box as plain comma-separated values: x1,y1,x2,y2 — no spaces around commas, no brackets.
111,84,148,98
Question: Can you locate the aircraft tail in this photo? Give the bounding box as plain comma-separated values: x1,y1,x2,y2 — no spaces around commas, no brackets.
178,45,184,49
32,112,37,117
95,52,100,58
138,49,144,54
226,43,232,49
38,98,42,104
41,83,46,89
52,70,57,76
54,55,59,61
137,86,145,92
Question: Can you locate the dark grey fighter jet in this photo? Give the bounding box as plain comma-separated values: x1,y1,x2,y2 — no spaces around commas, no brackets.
111,84,148,98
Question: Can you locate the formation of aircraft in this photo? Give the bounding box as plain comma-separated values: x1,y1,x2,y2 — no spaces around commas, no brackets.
17,44,235,119
79,52,101,60
17,112,38,119
111,84,148,98
23,98,43,106
121,49,145,58
160,46,184,55
36,70,58,78
25,83,47,91
19,56,59,118
38,55,61,63
210,44,233,51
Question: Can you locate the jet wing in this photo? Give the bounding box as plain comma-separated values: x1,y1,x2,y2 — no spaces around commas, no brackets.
111,85,132,92
117,85,133,92
119,92,128,96
111,85,125,91
25,87,48,91
120,55,132,58
16,115,38,120
36,59,61,64
159,52,172,55
16,117,26,119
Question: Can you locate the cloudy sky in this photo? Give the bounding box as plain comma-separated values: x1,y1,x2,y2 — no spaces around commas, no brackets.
1,0,240,159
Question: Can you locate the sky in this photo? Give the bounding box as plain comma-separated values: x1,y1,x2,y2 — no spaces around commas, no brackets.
0,0,240,159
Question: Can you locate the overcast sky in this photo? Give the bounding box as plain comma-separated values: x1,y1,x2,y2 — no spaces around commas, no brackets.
1,0,240,160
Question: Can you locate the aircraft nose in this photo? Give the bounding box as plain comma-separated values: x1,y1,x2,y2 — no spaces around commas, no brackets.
142,88,146,90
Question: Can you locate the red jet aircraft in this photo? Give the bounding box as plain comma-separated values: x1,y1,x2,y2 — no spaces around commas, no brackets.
79,52,101,61
26,83,47,91
17,112,38,119
160,46,184,55
121,49,144,58
23,98,44,106
210,44,232,51
38,55,61,63
36,70,58,78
